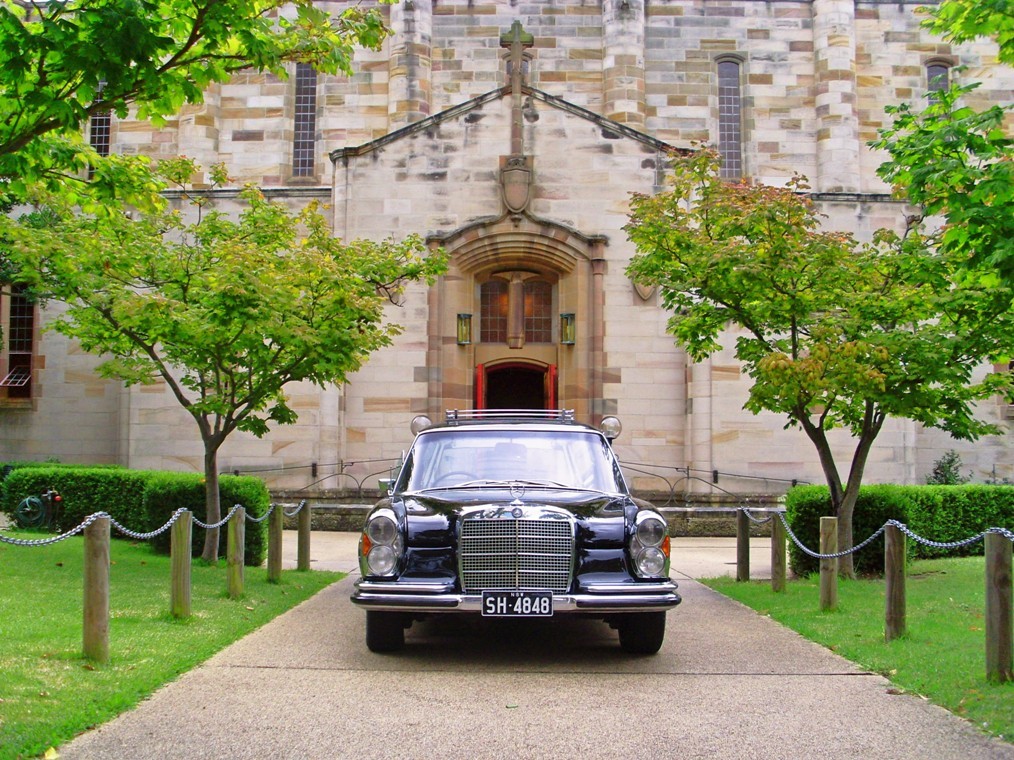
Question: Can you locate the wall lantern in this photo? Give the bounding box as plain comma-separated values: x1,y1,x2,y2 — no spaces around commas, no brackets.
560,313,576,345
456,313,472,345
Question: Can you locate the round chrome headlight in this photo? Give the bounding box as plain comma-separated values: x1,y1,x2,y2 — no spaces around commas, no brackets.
636,516,666,547
635,547,667,576
367,544,399,575
367,514,398,545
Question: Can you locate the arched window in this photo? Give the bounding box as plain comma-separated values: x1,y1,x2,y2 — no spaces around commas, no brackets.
717,59,743,180
927,62,950,97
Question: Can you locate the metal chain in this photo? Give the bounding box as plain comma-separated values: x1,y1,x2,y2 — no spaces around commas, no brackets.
245,503,276,524
193,503,243,530
775,512,1014,559
988,526,1014,542
775,510,890,559
109,508,189,541
0,511,110,547
282,500,307,518
739,507,774,525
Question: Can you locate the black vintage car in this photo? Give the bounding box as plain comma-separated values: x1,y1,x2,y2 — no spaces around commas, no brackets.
351,410,681,654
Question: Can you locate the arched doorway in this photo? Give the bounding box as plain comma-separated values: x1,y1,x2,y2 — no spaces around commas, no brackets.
476,362,557,410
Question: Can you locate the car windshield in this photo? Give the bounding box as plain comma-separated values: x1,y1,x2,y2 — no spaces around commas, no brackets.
400,428,625,493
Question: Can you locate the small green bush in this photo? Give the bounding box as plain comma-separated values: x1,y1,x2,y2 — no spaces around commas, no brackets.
0,466,147,530
786,483,1014,576
1,466,270,566
145,473,269,565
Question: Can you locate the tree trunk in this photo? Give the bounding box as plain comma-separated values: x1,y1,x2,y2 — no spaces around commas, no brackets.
201,446,222,564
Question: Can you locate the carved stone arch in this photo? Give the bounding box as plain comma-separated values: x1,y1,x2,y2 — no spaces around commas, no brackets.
425,215,607,422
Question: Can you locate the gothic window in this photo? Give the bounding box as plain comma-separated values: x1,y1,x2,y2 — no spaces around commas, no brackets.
717,60,743,180
927,62,950,96
292,63,318,177
479,276,553,347
524,280,552,343
0,284,35,399
480,280,508,343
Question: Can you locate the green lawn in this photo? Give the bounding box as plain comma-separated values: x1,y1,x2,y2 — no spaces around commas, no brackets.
703,556,1013,743
0,532,343,760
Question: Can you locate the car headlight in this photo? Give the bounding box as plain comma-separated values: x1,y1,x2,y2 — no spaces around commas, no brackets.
635,546,667,576
630,511,670,578
360,510,404,577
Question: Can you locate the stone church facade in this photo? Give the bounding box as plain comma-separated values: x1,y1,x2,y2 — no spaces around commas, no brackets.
2,0,1012,501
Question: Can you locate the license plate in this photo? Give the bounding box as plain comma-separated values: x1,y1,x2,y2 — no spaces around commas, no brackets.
481,590,553,617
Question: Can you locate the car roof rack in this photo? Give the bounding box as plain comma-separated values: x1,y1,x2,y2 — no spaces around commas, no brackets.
444,409,576,425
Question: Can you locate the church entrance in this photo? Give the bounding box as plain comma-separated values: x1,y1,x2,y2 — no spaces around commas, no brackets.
476,362,557,410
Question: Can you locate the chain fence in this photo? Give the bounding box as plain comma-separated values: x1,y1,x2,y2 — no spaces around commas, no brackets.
0,501,302,547
739,507,1014,560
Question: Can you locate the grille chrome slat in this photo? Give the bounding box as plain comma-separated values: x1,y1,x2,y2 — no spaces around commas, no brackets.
459,517,574,592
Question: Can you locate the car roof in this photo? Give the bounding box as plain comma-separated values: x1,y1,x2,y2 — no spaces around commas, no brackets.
421,409,600,434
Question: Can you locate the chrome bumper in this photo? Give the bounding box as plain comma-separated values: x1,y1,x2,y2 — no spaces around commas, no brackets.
351,578,682,614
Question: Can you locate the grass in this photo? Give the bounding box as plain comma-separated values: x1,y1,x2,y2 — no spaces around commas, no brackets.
702,556,1013,743
0,532,343,760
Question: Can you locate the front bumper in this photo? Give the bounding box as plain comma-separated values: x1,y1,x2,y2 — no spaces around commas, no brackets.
351,578,682,614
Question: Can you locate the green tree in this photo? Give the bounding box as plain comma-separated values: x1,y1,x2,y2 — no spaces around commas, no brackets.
3,159,446,562
0,0,390,198
874,0,1013,281
625,149,1013,577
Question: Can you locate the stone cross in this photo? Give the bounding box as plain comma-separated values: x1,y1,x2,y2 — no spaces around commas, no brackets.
500,20,533,156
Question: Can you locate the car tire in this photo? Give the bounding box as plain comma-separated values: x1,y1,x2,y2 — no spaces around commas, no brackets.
617,611,666,655
366,611,407,653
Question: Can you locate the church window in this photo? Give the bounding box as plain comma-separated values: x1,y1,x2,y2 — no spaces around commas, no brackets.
717,60,743,180
479,276,554,346
524,280,552,343
480,280,509,343
292,63,318,177
0,284,36,400
88,109,111,179
926,62,950,96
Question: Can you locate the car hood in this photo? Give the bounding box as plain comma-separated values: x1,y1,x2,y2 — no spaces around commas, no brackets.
397,489,633,549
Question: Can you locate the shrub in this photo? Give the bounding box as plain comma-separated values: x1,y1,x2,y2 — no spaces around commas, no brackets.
145,473,269,566
0,466,147,530
926,450,970,485
1,466,270,566
785,483,1014,576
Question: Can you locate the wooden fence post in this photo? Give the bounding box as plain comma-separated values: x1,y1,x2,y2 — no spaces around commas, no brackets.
267,504,283,583
985,532,1012,683
170,510,192,619
771,513,787,593
736,509,750,582
819,516,838,612
227,506,245,599
83,515,110,664
884,523,906,642
297,501,312,572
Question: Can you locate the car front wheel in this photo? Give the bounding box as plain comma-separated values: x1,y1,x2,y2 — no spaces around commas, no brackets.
617,611,666,655
366,611,407,653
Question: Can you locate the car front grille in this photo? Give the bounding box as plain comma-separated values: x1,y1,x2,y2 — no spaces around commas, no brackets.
459,517,574,593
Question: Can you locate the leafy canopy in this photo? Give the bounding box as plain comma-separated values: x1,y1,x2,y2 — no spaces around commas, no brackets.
625,147,1013,463
874,0,1014,281
0,0,391,198
3,157,447,443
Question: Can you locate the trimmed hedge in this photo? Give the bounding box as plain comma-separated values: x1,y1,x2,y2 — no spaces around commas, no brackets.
145,473,269,565
1,466,270,566
786,484,1014,576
